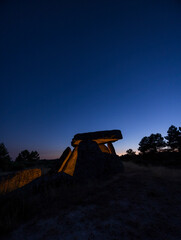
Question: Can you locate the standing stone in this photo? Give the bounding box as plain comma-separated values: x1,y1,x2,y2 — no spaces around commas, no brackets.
99,144,110,153
48,147,72,175
73,140,124,180
61,146,78,176
107,142,116,155
73,140,104,179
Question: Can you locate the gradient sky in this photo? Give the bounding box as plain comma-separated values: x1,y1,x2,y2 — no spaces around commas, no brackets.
1,0,181,160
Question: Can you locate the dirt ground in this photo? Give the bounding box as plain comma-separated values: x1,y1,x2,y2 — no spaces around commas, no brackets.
3,162,181,240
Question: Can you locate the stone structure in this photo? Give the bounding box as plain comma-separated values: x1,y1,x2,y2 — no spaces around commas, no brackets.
71,129,123,146
53,129,124,177
0,130,123,194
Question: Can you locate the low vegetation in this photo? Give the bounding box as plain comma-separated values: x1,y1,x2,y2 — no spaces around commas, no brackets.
121,151,181,168
122,125,181,168
0,163,180,239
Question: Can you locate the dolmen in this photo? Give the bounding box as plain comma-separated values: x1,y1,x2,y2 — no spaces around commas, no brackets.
49,130,124,180
0,130,124,194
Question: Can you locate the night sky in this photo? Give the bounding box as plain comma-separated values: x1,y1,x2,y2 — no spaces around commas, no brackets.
1,0,181,160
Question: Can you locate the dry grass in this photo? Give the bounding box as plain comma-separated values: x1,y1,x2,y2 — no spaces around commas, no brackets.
0,162,181,239
0,169,41,194
0,173,102,235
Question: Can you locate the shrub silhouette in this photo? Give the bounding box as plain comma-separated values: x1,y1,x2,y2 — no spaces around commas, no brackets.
126,149,136,155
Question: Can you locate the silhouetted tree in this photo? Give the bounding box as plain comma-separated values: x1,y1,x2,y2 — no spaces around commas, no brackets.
138,133,165,153
16,150,40,162
126,149,136,155
149,133,166,152
138,136,150,153
29,151,40,161
165,125,179,151
16,150,30,162
0,143,11,170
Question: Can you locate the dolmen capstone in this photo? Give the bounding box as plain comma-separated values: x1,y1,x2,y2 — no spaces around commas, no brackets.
49,130,124,180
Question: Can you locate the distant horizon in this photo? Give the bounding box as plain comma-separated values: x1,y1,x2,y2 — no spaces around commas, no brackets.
5,124,179,161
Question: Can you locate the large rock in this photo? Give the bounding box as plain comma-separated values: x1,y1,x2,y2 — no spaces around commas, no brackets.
99,144,110,153
60,146,78,176
0,168,41,194
71,130,123,146
73,140,124,180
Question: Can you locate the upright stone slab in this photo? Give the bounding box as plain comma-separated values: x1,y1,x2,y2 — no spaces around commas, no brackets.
73,140,124,180
73,140,105,179
48,147,72,175
62,146,78,176
99,144,110,153
107,142,116,155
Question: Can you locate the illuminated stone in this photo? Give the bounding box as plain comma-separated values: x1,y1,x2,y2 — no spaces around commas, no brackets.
48,147,72,174
71,130,123,146
0,168,41,194
62,146,78,176
107,142,116,155
55,130,124,177
99,144,110,153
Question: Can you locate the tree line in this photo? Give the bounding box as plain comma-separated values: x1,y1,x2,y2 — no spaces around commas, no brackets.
126,125,181,155
1,124,181,171
0,144,40,171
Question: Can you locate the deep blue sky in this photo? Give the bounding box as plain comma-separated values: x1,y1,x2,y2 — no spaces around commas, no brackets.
1,0,181,159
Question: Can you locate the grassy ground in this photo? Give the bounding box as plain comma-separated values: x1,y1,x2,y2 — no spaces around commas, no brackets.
1,162,181,240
